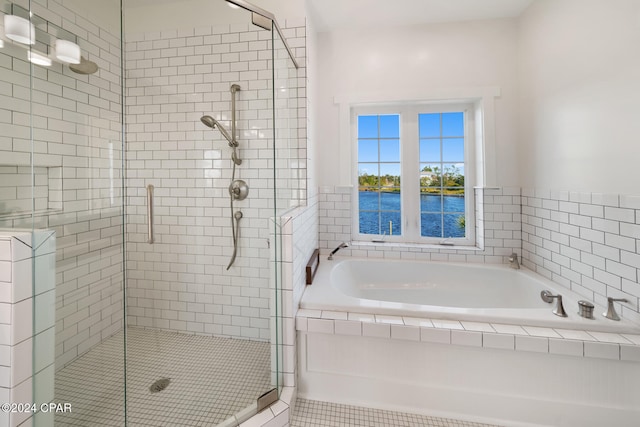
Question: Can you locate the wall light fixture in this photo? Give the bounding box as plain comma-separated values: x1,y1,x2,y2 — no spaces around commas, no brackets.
4,14,35,45
54,39,81,64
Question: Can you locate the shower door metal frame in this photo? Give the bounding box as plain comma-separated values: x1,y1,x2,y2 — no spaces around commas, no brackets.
225,0,300,69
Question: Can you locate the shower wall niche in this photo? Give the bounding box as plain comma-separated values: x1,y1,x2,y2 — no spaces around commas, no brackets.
0,165,62,216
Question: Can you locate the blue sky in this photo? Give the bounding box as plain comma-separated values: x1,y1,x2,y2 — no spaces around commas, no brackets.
358,113,465,177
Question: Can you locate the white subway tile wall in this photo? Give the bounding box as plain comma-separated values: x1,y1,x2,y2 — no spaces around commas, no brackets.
0,166,60,215
318,186,522,263
318,185,640,321
0,0,125,370
124,22,306,341
521,189,640,321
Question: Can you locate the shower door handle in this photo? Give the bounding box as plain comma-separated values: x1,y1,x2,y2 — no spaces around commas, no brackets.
147,184,155,244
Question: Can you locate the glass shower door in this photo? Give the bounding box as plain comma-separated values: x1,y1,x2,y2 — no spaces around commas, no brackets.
0,2,40,426
122,0,294,424
0,0,127,426
0,0,299,424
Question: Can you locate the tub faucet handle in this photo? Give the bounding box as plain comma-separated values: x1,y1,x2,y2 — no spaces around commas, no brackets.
603,297,628,321
508,252,520,269
540,290,567,317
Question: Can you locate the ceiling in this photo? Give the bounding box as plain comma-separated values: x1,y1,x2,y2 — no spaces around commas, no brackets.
306,0,536,32
121,0,536,32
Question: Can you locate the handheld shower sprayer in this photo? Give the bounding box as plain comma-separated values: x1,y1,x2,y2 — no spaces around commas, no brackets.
201,115,241,166
200,115,235,147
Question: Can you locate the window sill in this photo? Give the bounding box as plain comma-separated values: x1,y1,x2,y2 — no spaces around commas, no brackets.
351,241,483,251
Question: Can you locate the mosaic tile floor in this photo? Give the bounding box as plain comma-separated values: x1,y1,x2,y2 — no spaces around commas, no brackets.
54,327,270,426
290,398,502,427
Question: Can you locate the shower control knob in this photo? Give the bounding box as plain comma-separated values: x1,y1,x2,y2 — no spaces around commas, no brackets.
229,180,249,200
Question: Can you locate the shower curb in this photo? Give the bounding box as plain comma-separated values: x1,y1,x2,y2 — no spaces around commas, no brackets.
218,386,295,427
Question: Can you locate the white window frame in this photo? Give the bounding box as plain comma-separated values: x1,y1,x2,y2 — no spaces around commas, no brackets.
351,102,476,246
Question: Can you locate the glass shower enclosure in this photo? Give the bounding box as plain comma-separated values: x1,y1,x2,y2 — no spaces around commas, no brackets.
0,0,301,425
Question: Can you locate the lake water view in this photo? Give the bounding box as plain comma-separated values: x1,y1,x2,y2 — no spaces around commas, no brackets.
358,191,465,237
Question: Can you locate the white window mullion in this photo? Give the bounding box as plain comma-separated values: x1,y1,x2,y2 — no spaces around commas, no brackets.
403,108,420,240
463,108,476,244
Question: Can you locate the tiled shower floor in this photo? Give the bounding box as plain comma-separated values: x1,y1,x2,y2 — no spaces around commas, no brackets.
290,398,501,427
54,327,271,426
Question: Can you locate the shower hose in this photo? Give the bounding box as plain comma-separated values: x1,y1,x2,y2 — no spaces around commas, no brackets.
226,149,241,270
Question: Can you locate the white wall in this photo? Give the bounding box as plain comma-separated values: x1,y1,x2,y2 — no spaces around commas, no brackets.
314,19,520,188
62,0,121,34
518,0,640,195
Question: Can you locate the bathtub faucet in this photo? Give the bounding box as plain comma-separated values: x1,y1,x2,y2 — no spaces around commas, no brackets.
508,252,520,269
541,290,567,317
603,297,629,321
328,242,349,260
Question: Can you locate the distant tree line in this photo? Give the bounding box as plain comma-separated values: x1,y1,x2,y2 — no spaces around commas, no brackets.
358,174,400,190
420,165,464,195
358,165,464,195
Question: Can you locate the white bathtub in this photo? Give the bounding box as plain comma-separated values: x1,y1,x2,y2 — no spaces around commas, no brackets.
298,257,640,427
301,257,640,333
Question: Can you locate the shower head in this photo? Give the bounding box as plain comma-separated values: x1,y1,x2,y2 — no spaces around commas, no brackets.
69,57,99,75
200,115,217,128
200,115,235,147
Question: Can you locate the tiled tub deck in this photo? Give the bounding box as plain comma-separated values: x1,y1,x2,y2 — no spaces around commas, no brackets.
296,309,640,361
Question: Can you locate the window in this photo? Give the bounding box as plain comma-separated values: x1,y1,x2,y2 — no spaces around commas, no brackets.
418,112,466,239
357,114,402,236
353,103,474,245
